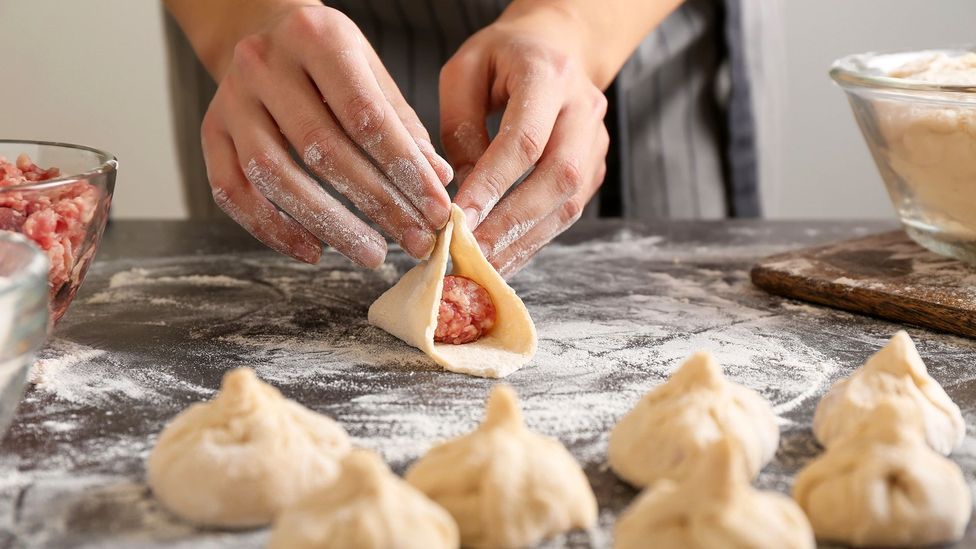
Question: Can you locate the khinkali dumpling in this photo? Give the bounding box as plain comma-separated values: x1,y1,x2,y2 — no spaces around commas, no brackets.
268,450,459,549
813,330,964,455
614,437,814,549
794,400,971,547
608,351,779,487
405,384,597,548
147,368,351,528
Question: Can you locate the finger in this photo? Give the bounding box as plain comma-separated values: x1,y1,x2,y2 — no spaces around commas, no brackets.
453,58,567,231
363,45,453,186
492,122,609,279
201,119,322,264
250,61,436,259
219,88,387,269
438,49,491,187
286,17,450,228
474,94,606,261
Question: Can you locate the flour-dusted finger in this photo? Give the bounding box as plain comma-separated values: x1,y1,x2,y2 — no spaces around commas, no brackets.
201,116,321,264
438,47,491,188
246,58,436,259
364,44,453,186
452,52,569,231
278,9,450,228
492,122,608,279
475,91,607,261
219,89,387,269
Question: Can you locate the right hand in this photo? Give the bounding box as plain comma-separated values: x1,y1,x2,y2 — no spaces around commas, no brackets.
200,4,453,268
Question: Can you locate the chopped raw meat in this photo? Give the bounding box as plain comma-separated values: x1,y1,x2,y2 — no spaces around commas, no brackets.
0,154,99,319
434,275,496,344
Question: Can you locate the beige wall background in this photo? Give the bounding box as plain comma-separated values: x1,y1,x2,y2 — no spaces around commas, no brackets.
0,0,185,219
775,0,976,219
1,0,974,220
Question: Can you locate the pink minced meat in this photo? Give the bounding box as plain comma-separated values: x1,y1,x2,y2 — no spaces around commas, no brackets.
434,275,497,345
0,154,98,301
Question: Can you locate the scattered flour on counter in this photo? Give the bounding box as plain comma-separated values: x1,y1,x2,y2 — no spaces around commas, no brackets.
108,268,250,289
86,267,251,306
29,340,146,404
6,229,976,547
27,339,210,407
39,420,77,433
30,340,106,386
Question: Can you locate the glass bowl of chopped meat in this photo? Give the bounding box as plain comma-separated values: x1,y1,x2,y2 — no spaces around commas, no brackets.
0,140,116,323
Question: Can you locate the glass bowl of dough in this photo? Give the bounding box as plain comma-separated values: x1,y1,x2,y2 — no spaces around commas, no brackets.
0,232,49,438
0,140,117,323
831,47,976,263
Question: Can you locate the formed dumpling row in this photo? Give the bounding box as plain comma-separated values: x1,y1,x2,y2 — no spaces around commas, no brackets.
794,331,971,547
608,351,815,549
146,330,970,549
147,369,596,548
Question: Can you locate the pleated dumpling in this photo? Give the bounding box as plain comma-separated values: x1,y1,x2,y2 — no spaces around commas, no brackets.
608,351,779,487
268,450,459,549
795,400,971,547
614,437,814,549
813,330,964,455
405,384,597,548
147,368,351,528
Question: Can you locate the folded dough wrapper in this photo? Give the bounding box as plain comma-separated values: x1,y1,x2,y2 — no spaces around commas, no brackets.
368,205,537,378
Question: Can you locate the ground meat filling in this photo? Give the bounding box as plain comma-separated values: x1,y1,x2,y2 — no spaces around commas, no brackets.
434,275,497,345
1,154,99,315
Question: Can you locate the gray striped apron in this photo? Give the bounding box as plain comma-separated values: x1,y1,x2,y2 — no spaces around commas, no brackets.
164,0,767,222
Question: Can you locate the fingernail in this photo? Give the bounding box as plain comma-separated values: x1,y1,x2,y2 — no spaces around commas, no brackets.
357,242,388,270
434,155,454,186
417,140,454,185
403,227,436,259
463,207,481,231
296,240,321,264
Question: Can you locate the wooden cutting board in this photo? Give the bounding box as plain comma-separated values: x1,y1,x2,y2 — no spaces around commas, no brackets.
751,230,976,338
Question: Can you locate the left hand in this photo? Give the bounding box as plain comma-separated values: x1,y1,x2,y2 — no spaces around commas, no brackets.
439,2,610,278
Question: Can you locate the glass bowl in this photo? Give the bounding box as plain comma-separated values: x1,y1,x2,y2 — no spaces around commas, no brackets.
831,48,976,263
0,232,49,438
0,140,116,323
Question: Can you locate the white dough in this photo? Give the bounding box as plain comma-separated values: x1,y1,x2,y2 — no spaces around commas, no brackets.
368,204,537,378
813,331,964,455
405,384,597,548
794,400,971,547
614,437,814,549
874,53,976,239
607,351,779,487
146,368,351,528
268,450,459,549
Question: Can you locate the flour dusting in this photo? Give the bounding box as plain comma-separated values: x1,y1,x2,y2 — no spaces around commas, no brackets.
4,227,976,547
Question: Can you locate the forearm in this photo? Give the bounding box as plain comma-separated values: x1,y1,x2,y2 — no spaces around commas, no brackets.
163,0,317,80
503,0,686,89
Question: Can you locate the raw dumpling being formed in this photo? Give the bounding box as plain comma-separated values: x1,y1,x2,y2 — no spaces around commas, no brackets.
608,351,779,487
268,450,459,549
813,331,964,455
405,384,597,548
614,437,814,549
794,400,971,547
147,368,351,528
369,205,537,378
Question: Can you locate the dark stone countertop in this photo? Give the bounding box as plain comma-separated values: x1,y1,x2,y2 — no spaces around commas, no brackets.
3,218,976,549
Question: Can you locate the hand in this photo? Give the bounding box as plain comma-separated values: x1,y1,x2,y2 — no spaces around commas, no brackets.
198,4,453,267
440,3,609,278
